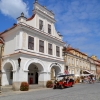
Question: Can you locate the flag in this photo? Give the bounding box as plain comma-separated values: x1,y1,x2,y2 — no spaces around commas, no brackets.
64,70,69,74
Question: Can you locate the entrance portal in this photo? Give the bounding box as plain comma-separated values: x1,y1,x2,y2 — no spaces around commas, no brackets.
28,64,38,84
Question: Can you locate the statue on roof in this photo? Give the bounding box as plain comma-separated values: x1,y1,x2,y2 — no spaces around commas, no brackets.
35,0,38,2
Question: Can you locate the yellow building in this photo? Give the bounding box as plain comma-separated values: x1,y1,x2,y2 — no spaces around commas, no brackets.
64,47,90,78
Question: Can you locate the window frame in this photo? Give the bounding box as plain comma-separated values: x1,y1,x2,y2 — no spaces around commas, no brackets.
39,19,43,30
48,24,51,34
28,36,34,50
56,46,60,57
48,43,52,55
39,40,44,53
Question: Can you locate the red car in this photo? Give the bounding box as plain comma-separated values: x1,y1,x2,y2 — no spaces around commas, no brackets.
53,74,74,89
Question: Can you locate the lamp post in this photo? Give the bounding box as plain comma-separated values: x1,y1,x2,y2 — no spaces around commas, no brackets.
18,58,21,68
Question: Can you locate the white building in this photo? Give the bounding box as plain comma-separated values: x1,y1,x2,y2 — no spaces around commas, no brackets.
0,1,64,90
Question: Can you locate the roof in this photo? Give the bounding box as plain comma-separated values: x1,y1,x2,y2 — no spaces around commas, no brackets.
0,24,17,35
66,47,87,56
26,14,35,21
0,37,4,44
95,64,100,66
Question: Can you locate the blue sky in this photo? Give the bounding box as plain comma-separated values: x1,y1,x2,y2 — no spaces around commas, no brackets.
0,0,100,59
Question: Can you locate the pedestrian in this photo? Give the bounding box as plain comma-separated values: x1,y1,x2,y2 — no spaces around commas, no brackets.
92,76,95,84
66,77,70,84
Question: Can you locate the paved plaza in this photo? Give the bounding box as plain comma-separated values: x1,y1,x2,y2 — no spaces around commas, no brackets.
0,83,100,100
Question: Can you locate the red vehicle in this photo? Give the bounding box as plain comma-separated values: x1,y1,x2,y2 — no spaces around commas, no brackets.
53,74,74,89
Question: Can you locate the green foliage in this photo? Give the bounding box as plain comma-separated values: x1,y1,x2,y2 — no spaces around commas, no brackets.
20,82,29,91
46,80,53,88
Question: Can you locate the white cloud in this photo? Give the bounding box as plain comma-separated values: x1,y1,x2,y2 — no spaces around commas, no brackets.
46,0,100,59
0,0,29,19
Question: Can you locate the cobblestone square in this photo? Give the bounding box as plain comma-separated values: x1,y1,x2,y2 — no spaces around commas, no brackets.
0,83,100,100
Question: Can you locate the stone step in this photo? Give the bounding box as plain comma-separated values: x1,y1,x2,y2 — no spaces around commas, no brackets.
1,86,13,92
1,85,45,92
29,84,45,89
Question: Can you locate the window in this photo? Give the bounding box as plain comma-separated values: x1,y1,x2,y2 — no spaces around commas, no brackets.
28,36,34,50
28,73,30,75
48,43,52,55
72,59,74,65
39,40,44,53
48,24,51,34
65,66,68,70
80,61,81,66
39,20,43,30
31,73,33,75
68,57,70,64
76,60,78,65
56,46,60,57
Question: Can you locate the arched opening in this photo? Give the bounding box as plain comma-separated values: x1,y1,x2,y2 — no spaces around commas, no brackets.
28,63,43,85
51,65,61,80
3,63,13,85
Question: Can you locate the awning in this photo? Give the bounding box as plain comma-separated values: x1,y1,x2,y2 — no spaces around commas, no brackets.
75,74,80,77
81,74,93,76
83,70,93,74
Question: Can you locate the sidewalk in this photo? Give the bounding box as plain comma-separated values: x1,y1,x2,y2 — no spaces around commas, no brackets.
0,87,51,97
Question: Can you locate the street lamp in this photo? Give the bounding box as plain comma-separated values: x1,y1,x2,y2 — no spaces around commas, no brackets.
18,58,21,68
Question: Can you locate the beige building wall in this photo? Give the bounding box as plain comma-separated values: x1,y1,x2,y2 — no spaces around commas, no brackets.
64,48,90,78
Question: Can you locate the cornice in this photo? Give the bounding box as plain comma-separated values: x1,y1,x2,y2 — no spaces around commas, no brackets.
66,52,89,62
2,50,64,63
17,22,64,45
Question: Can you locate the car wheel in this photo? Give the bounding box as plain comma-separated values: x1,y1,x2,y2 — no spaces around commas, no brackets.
60,85,64,89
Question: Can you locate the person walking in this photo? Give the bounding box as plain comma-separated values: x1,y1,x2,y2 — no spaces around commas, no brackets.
92,76,95,84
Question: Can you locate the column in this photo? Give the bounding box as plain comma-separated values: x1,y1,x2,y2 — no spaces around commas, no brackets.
38,71,49,86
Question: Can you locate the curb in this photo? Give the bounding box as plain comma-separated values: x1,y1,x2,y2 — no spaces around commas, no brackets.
0,88,52,97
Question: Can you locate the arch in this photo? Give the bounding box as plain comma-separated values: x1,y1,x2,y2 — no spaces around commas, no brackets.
2,59,16,72
49,63,63,79
23,58,45,72
49,62,62,72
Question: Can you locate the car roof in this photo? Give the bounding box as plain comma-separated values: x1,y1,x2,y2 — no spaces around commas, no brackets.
58,74,74,77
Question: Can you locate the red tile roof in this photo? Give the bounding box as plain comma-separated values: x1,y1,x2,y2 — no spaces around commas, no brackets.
0,24,17,35
0,37,4,44
26,14,35,21
66,47,87,56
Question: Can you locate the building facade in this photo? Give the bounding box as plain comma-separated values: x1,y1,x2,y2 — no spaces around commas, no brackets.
0,1,64,90
64,47,90,77
91,55,100,79
88,57,96,76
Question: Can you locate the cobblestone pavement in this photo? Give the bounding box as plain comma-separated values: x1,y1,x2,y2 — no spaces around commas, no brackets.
0,83,100,100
